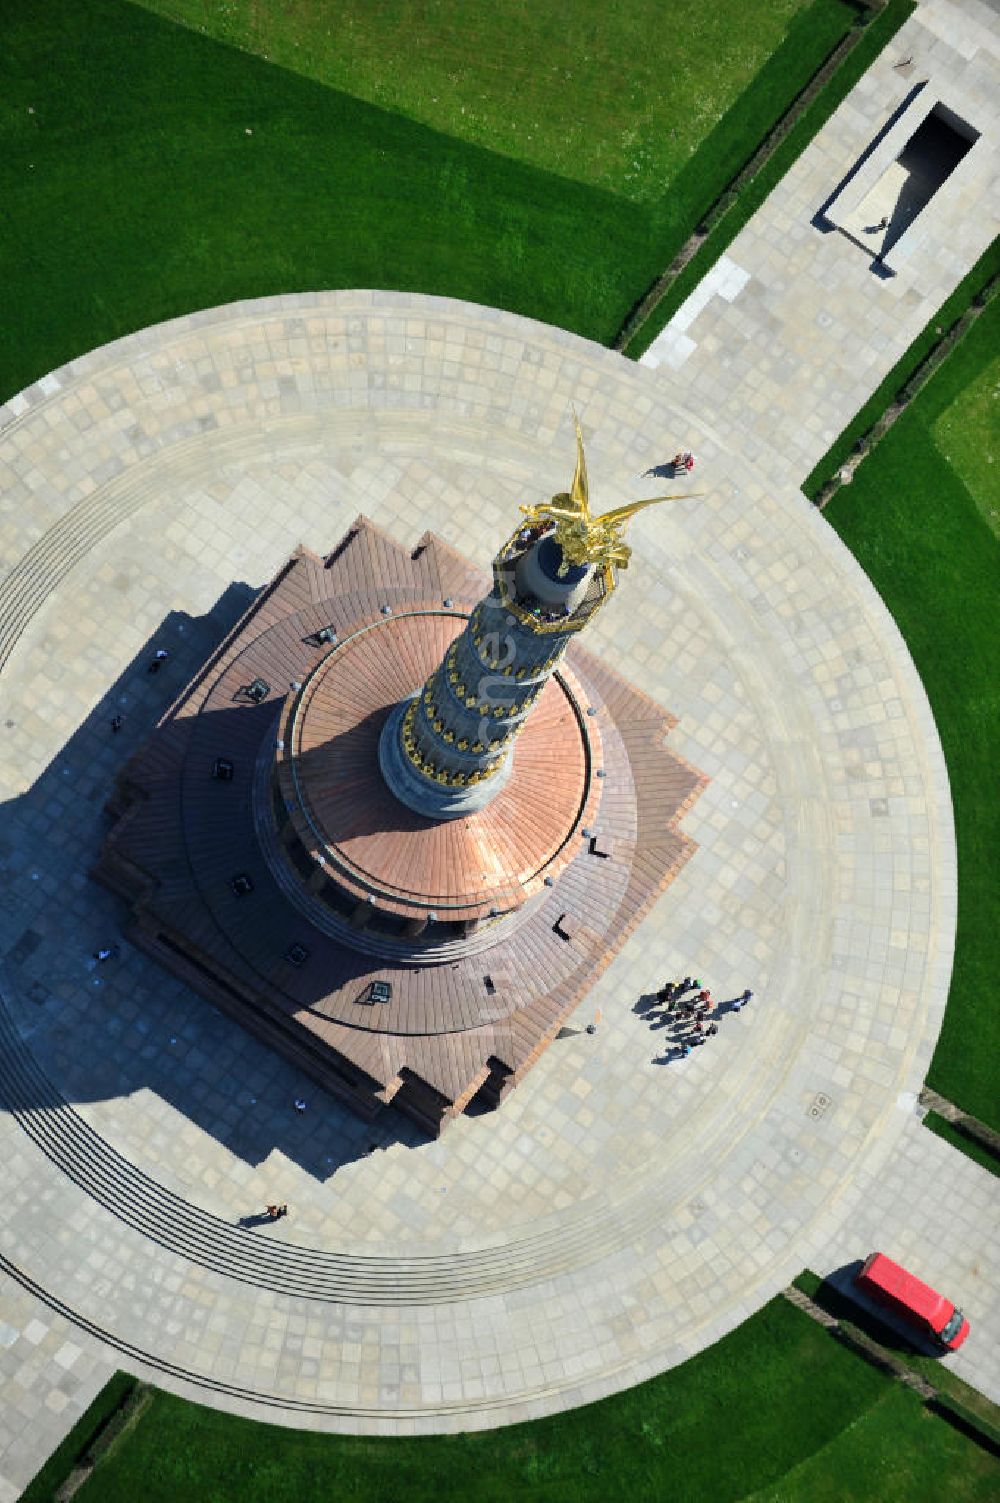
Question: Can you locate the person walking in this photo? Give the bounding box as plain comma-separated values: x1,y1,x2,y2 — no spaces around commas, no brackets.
147,648,170,674
110,714,124,734
93,945,119,963
266,1203,288,1220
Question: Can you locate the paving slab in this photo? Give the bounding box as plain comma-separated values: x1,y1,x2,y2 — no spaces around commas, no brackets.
0,284,971,1491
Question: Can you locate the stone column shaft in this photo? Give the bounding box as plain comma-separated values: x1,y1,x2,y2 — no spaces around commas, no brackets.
379,526,608,819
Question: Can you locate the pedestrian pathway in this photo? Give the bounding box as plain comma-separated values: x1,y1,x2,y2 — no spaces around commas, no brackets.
813,1113,1000,1405
640,0,1000,484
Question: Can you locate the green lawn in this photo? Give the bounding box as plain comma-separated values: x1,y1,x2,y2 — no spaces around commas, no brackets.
133,0,818,200
824,299,1000,1130
0,0,854,402
60,1298,896,1503
793,1270,1000,1442
744,1384,999,1503
933,352,1000,540
622,0,914,357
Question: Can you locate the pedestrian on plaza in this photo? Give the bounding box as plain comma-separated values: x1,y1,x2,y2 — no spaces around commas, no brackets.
655,981,676,1005
147,648,169,674
110,714,124,733
679,1044,692,1059
692,1018,704,1035
706,1023,718,1038
740,989,753,1004
266,1203,288,1220
93,945,119,963
293,1098,307,1113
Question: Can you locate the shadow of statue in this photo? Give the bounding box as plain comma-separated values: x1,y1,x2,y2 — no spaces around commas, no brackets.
0,582,425,1182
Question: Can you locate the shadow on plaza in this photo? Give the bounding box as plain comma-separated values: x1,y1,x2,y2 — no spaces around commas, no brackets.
0,584,428,1180
812,81,926,239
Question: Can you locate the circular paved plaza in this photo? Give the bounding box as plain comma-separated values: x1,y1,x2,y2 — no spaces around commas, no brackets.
0,291,954,1431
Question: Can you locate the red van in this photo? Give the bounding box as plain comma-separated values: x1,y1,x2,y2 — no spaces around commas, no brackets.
854,1252,970,1350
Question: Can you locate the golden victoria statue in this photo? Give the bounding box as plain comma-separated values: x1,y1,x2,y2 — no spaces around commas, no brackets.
518,417,689,577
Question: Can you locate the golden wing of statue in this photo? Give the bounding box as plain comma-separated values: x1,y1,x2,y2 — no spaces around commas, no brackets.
516,417,701,575
592,493,689,529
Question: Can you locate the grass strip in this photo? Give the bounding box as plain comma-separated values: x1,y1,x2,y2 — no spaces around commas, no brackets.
923,1112,1000,1179
927,1395,1000,1460
804,240,1000,501
823,300,1000,1129
18,1373,139,1503
792,1269,824,1299
622,0,914,359
71,1297,889,1503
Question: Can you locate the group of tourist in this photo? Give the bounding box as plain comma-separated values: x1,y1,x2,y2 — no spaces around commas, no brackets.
646,976,754,1062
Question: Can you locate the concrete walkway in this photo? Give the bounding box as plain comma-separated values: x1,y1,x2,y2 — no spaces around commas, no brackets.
640,0,1000,483
817,1114,1000,1404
